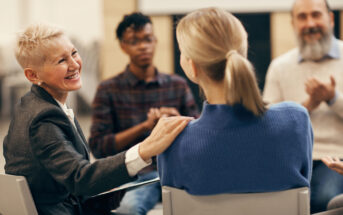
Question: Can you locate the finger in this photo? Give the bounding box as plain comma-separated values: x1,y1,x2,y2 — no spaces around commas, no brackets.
154,109,162,119
305,79,316,92
158,116,191,132
329,165,343,175
330,75,336,87
333,157,341,162
171,118,190,137
160,107,180,116
148,108,156,115
321,157,333,166
311,77,322,85
152,108,161,118
305,86,313,95
170,108,180,116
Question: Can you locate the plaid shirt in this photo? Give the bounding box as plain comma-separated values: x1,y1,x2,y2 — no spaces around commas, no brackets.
89,66,198,160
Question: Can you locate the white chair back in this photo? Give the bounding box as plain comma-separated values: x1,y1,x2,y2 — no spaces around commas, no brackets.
162,186,309,215
0,174,38,215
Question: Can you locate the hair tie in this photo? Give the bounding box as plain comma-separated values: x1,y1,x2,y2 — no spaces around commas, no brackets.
226,50,237,59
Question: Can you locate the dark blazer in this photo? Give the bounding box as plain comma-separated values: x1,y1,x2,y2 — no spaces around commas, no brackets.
3,85,134,215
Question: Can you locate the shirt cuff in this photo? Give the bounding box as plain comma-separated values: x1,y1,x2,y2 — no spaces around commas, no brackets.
327,91,338,106
125,144,152,176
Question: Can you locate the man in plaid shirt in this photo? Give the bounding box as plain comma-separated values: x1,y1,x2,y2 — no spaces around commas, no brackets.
89,12,198,215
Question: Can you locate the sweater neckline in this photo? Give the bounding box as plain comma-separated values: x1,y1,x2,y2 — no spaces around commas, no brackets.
191,102,256,129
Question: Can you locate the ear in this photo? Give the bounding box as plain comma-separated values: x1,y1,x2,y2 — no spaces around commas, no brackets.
291,17,295,28
24,68,41,85
329,11,335,29
189,59,199,79
119,41,129,54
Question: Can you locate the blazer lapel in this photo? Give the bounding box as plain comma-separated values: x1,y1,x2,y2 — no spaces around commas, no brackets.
74,118,90,160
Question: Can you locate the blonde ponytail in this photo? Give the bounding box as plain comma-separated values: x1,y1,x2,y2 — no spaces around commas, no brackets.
225,51,265,116
177,7,266,116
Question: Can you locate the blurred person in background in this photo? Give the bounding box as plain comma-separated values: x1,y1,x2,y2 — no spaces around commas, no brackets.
263,0,343,212
89,12,198,215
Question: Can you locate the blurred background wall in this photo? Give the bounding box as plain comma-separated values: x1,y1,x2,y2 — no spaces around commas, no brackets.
0,0,343,116
0,0,343,174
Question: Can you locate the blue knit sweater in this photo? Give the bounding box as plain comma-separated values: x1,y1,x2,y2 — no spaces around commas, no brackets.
158,101,313,195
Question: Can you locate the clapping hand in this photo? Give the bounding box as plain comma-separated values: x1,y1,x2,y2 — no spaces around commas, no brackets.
303,76,336,112
305,76,336,104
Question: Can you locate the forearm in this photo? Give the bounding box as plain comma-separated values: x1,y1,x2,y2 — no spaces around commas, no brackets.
114,121,150,152
89,121,150,157
89,133,117,158
302,97,321,113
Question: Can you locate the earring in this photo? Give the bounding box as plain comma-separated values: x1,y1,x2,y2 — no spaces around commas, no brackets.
37,82,42,86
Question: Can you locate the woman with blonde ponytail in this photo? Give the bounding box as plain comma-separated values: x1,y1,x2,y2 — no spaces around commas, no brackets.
157,7,313,195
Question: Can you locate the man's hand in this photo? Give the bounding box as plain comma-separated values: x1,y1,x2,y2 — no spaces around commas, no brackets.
143,108,161,131
303,76,336,112
143,107,181,131
159,107,180,117
138,116,193,161
305,76,336,103
322,156,343,175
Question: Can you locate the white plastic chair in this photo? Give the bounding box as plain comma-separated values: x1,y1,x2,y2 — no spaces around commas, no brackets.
162,186,310,215
0,173,38,215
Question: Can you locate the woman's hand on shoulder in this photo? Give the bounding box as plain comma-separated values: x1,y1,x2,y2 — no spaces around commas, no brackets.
138,116,193,161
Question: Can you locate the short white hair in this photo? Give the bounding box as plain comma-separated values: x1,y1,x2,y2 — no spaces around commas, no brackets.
15,23,65,69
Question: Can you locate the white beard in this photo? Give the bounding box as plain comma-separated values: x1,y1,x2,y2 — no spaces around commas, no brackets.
297,29,332,61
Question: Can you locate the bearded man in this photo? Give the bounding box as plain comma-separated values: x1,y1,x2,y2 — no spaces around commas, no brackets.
263,0,343,213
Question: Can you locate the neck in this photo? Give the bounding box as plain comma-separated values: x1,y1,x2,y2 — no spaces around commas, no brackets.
41,86,67,104
129,63,156,82
200,79,226,104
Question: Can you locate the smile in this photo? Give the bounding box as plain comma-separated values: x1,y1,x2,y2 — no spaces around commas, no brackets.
65,71,80,80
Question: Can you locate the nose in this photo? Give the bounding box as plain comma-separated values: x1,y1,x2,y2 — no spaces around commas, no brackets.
68,57,80,71
305,16,316,28
137,41,149,50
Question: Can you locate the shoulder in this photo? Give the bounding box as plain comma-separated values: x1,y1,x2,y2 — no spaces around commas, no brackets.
269,48,299,69
267,101,309,120
337,39,343,50
158,71,187,83
99,72,125,87
15,91,68,130
21,91,61,115
159,72,189,87
96,72,127,94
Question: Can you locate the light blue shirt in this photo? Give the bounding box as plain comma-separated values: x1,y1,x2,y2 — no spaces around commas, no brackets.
298,36,340,63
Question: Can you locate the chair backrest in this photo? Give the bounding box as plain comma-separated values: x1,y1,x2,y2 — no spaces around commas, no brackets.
0,174,38,215
162,186,310,215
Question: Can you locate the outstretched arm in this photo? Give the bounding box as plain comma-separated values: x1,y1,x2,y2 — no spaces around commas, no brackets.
322,157,343,175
